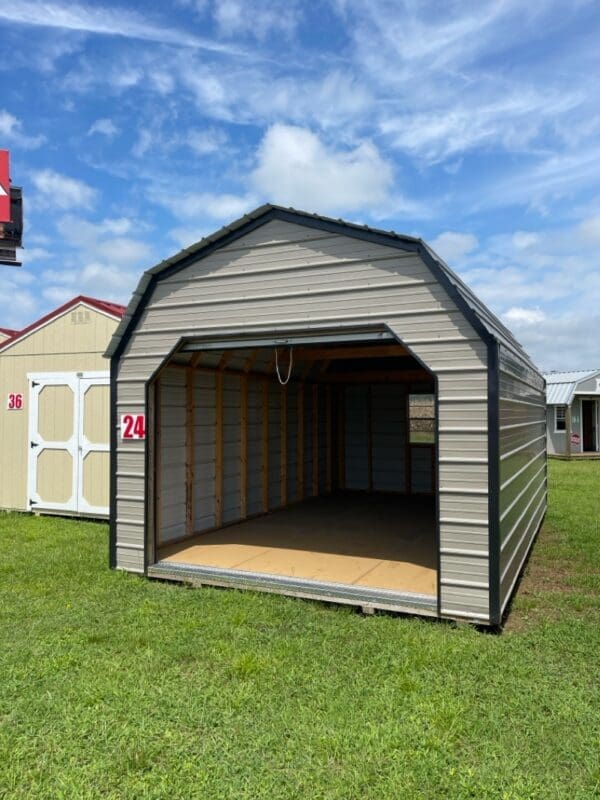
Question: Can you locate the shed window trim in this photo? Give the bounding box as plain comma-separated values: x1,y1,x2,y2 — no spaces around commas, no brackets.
554,405,566,432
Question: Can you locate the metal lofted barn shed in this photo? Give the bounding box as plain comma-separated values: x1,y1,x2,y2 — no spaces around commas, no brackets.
107,206,547,625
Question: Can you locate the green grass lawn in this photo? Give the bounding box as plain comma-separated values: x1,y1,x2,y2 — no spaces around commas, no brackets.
1,461,598,799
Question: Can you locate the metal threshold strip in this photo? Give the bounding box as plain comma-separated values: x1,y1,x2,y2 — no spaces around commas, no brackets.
148,560,438,615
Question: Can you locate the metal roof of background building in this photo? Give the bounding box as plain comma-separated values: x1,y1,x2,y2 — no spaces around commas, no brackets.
544,369,600,405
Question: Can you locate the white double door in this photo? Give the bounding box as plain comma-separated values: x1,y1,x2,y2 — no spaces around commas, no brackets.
27,371,110,516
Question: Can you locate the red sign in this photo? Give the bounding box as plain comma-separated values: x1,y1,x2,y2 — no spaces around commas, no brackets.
121,413,146,440
0,151,10,223
571,432,580,446
7,392,23,410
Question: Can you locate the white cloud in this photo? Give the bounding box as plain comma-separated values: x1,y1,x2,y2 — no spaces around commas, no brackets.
380,90,581,163
479,146,600,211
88,118,119,137
58,215,149,264
20,247,51,264
250,124,394,214
0,268,38,329
579,215,600,244
512,232,540,250
36,215,153,308
0,110,45,149
164,191,256,221
179,59,372,129
169,225,212,249
503,307,546,326
213,0,300,40
186,128,228,155
0,0,248,55
30,169,97,210
430,231,478,263
455,216,600,370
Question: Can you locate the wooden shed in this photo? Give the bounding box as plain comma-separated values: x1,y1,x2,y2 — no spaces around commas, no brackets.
107,206,547,625
0,296,125,517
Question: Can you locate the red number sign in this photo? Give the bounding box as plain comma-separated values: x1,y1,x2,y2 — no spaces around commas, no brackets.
121,413,146,440
7,392,23,410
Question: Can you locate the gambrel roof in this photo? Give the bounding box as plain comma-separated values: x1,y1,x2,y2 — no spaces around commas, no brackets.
106,204,538,371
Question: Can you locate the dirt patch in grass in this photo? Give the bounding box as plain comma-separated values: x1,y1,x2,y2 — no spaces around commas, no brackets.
504,526,578,632
505,516,600,633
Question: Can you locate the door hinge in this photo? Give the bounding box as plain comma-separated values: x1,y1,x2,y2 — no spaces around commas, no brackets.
31,381,39,388
30,441,39,448
29,499,37,506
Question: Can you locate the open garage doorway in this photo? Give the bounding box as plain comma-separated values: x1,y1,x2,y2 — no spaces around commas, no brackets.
148,330,438,614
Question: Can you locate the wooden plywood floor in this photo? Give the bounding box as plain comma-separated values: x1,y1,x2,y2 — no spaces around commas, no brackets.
158,493,437,596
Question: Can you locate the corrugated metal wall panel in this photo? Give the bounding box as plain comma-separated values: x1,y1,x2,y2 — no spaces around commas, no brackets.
438,462,488,492
115,546,144,573
498,346,547,615
439,522,488,553
440,554,489,584
440,585,489,620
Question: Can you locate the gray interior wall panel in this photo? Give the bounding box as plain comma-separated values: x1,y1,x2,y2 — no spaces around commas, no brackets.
246,379,263,516
303,389,314,494
159,367,187,543
411,447,433,493
286,390,298,503
372,385,406,492
318,388,328,492
193,372,216,531
498,345,547,614
344,385,369,490
268,384,281,509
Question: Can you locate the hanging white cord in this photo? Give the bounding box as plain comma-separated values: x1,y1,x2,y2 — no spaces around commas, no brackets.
275,346,293,385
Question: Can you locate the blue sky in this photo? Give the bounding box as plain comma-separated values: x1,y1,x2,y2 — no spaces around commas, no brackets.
0,0,599,370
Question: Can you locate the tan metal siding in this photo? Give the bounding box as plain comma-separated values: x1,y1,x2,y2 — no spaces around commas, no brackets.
114,220,490,620
498,346,547,614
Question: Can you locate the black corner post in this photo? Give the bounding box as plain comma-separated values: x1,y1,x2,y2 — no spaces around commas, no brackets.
487,340,501,625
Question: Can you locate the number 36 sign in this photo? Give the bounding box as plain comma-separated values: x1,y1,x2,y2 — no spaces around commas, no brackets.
121,413,146,440
7,392,24,410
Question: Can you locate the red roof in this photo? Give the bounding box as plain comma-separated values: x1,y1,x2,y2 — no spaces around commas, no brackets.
0,327,19,337
0,295,126,351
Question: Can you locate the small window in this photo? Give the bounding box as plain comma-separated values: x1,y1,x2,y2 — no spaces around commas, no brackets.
409,394,435,444
555,406,566,432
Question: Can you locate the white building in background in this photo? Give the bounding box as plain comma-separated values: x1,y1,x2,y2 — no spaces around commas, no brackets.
545,370,600,457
